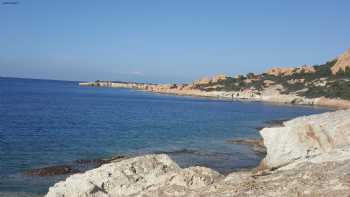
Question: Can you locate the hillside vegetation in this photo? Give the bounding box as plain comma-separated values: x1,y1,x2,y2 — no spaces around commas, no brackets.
196,50,350,100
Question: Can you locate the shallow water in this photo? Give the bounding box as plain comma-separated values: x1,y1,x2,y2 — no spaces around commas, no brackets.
0,77,329,196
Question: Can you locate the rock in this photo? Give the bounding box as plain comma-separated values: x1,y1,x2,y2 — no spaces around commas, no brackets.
192,75,228,86
25,155,127,177
331,48,350,74
24,165,80,177
263,79,275,86
260,109,350,169
200,158,350,196
263,118,290,127
267,67,295,76
0,192,41,197
138,166,223,197
314,97,350,109
192,77,211,86
45,154,222,197
226,138,266,155
75,155,127,168
266,65,315,76
211,74,228,83
153,148,199,155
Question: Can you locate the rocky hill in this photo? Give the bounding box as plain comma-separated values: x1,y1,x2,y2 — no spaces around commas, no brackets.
80,48,350,109
332,49,350,74
194,48,350,100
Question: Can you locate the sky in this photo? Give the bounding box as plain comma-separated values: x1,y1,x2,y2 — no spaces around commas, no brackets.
1,0,350,83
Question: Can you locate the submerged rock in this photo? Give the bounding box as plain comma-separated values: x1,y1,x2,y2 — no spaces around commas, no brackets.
25,155,127,177
263,118,289,127
24,165,79,177
226,138,266,155
74,155,127,168
0,192,41,197
153,148,199,155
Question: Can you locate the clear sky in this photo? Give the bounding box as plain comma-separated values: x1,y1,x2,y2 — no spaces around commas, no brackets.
1,0,350,83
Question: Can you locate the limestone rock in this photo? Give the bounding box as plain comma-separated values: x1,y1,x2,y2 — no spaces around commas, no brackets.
192,75,227,86
266,65,315,76
200,158,350,197
24,165,79,177
45,154,222,197
211,74,228,83
260,110,350,168
226,138,266,155
332,48,350,74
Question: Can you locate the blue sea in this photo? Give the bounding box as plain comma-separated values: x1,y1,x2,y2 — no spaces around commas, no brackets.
0,77,329,196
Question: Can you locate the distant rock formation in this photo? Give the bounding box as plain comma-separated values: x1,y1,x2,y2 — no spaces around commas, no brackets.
332,48,350,74
192,74,228,86
266,65,316,76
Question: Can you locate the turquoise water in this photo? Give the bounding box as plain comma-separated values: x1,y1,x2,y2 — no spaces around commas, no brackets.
0,77,329,196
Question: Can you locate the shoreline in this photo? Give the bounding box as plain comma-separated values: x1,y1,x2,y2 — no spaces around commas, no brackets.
80,81,350,110
140,89,350,110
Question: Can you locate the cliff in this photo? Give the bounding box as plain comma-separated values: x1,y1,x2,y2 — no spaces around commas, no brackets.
332,49,350,74
46,110,350,196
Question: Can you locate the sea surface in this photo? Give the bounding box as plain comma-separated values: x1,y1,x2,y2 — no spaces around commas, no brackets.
0,77,329,196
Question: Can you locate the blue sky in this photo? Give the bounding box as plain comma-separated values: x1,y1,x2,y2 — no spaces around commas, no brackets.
1,0,350,83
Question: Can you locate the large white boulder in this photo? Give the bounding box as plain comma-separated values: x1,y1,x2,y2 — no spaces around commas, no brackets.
260,110,350,168
45,154,222,197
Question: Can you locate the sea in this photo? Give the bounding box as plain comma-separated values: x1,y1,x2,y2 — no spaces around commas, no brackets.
0,77,330,196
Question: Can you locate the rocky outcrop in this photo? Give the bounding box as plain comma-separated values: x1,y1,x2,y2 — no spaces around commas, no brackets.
79,78,350,109
46,110,350,196
226,138,266,155
203,156,350,196
266,65,315,76
45,154,222,197
192,74,227,86
24,155,127,177
266,67,295,76
332,48,350,74
260,109,350,169
24,165,79,177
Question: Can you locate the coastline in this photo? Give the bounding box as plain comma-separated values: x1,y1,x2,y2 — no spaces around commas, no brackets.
79,81,350,110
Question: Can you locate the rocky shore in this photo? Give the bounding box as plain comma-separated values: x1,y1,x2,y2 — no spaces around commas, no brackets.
45,109,350,196
80,49,350,109
80,79,350,109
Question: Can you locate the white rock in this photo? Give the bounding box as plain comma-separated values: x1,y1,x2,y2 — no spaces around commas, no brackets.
260,110,350,168
45,154,222,197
